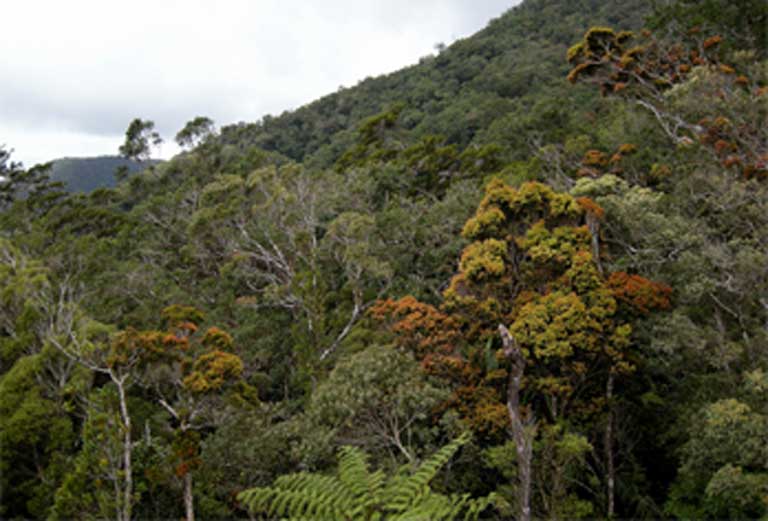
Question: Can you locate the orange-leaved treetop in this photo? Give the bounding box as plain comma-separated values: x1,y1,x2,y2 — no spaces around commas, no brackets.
372,179,670,521
124,305,246,521
567,27,767,180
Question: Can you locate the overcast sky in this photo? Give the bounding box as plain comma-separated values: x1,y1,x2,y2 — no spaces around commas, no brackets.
1,0,519,166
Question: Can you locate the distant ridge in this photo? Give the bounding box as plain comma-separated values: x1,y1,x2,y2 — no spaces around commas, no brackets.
49,155,159,193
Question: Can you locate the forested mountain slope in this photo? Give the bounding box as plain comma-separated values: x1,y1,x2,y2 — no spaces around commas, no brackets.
49,156,156,192
1,0,766,519
219,0,647,166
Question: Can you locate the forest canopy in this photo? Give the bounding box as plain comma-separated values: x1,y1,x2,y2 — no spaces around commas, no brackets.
1,0,766,519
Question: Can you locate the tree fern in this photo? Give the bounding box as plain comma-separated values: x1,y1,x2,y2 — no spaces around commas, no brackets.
237,432,496,520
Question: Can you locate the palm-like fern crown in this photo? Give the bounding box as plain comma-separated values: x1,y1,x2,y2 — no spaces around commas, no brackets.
237,433,496,520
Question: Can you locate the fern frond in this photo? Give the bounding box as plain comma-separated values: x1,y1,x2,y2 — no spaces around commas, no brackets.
275,471,354,509
237,486,277,514
338,445,374,498
238,472,354,519
386,432,471,511
367,468,386,497
461,492,498,521
237,433,495,521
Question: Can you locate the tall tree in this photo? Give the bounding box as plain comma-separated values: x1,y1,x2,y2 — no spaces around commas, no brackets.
139,305,246,521
175,117,215,150
374,179,670,519
0,240,85,519
44,288,141,521
119,118,163,163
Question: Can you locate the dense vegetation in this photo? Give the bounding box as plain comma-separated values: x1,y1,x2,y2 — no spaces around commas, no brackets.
1,0,766,519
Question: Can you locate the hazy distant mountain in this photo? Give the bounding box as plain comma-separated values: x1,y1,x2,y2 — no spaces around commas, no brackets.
49,156,159,192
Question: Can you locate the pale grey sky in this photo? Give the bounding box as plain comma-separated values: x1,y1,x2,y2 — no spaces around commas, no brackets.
1,1,519,166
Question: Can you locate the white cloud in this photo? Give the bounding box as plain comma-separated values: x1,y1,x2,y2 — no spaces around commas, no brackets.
1,0,517,166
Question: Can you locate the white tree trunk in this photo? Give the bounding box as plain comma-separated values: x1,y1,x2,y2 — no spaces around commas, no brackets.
499,325,534,521
115,375,133,521
184,472,195,521
605,372,615,519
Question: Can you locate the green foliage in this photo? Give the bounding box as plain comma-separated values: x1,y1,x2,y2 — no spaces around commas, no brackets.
666,372,768,519
119,118,162,163
175,116,216,150
299,345,448,467
534,424,596,519
0,0,765,518
336,106,504,201
0,240,93,519
0,149,66,218
50,388,131,520
649,0,768,57
0,353,80,518
238,433,496,520
219,0,648,166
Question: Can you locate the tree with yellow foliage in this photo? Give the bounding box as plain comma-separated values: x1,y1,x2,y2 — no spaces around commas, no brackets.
374,179,670,519
137,305,247,521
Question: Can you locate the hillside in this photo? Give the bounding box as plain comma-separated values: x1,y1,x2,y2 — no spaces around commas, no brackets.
1,0,766,520
49,156,156,192
219,0,647,167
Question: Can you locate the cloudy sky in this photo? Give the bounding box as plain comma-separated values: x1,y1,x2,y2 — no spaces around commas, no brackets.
2,0,518,166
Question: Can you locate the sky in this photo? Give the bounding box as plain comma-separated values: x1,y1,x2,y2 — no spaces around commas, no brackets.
1,0,518,167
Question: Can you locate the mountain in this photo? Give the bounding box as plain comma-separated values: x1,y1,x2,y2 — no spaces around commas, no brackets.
219,0,647,167
48,156,157,192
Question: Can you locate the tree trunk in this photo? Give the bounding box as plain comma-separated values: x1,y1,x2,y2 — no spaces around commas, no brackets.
114,374,133,521
586,212,603,275
184,472,195,521
605,372,615,519
113,467,123,521
499,325,534,521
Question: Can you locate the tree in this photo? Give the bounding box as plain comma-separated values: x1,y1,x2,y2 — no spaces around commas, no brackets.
49,388,134,521
119,118,162,163
0,241,87,518
44,287,141,521
237,433,496,520
191,164,392,376
567,27,767,179
0,146,24,210
300,345,448,467
0,147,64,215
175,116,215,150
570,125,768,515
373,179,670,520
336,106,503,202
648,0,768,58
139,305,246,521
666,370,768,519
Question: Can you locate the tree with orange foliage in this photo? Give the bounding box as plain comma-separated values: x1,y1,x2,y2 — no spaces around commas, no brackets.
567,27,767,179
373,179,670,520
45,300,248,521
137,305,246,521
